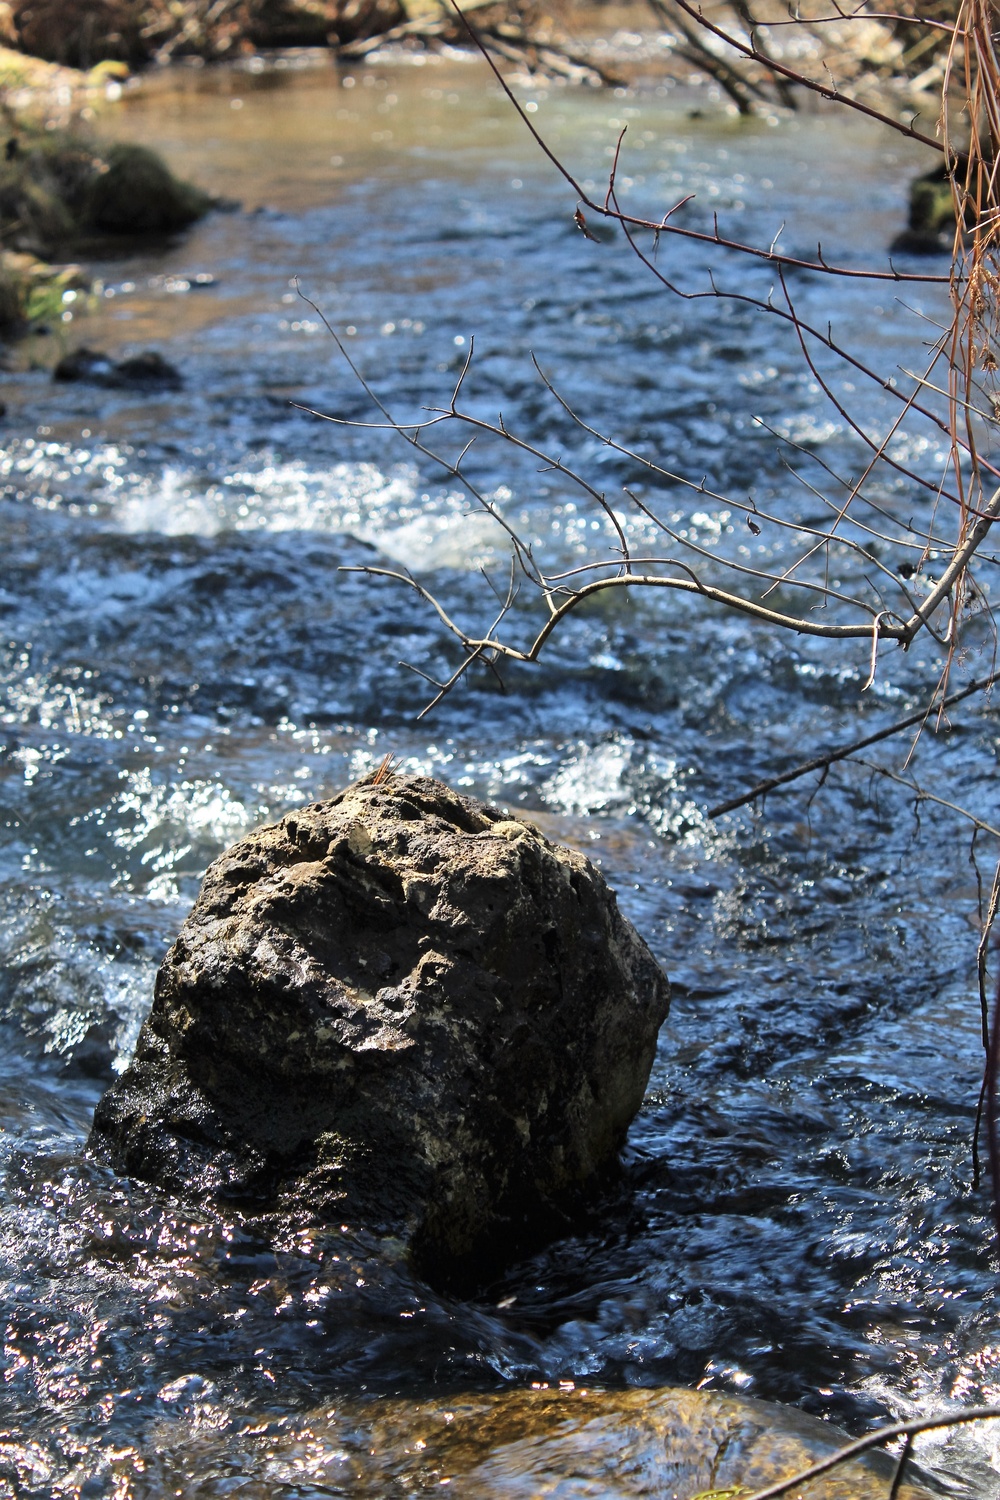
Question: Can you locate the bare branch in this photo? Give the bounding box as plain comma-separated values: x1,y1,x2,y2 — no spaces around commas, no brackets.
707,668,1000,817
447,0,950,285
664,0,946,149
849,755,1000,837
736,1404,1000,1500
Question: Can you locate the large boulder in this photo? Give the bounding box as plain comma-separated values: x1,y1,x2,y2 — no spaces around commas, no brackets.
90,775,670,1283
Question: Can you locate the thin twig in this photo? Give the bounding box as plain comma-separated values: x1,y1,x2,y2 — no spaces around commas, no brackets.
708,669,1000,818
848,757,1000,838
734,1404,1000,1500
887,1432,914,1500
446,0,949,284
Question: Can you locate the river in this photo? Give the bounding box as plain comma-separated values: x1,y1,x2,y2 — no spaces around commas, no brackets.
1,48,999,1497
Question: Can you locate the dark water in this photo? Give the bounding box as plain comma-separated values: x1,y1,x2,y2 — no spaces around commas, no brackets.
2,54,1000,1497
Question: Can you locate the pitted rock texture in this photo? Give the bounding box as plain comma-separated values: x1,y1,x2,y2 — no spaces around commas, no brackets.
90,776,670,1282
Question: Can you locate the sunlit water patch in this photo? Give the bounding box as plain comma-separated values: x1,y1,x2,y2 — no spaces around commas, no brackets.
109,455,504,570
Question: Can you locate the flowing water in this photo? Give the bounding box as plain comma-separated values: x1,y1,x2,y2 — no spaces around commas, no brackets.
2,50,1000,1497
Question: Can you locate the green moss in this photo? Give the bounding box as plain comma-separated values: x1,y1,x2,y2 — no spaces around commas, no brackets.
909,172,956,236
0,249,91,334
0,126,211,258
84,142,212,235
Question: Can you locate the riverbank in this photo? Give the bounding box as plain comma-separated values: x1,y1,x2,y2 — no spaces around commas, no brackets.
0,0,959,313
0,0,957,109
0,47,216,333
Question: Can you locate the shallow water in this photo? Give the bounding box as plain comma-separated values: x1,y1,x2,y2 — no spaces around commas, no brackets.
2,53,1000,1498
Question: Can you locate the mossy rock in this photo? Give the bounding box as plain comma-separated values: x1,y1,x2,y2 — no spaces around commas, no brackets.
0,127,211,256
0,162,77,249
891,162,963,255
0,248,90,332
0,130,95,256
0,42,99,110
909,171,955,237
84,143,211,235
0,265,25,329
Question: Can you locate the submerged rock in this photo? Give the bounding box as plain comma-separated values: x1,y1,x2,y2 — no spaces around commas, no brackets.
52,345,115,382
150,1385,943,1498
90,775,670,1283
350,1387,942,1498
53,345,182,388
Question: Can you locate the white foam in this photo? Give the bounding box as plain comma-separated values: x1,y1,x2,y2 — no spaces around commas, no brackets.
110,457,505,569
542,740,635,817
111,770,255,859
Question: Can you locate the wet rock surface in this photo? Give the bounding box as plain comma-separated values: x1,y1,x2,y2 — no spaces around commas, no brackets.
53,345,182,388
150,1386,941,1499
90,775,670,1283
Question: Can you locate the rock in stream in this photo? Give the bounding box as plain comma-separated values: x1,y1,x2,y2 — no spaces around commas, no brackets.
90,775,670,1283
150,1385,943,1498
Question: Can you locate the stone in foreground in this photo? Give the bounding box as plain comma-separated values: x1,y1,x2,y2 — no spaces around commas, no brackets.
90,776,670,1282
363,1387,940,1499
150,1386,942,1498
